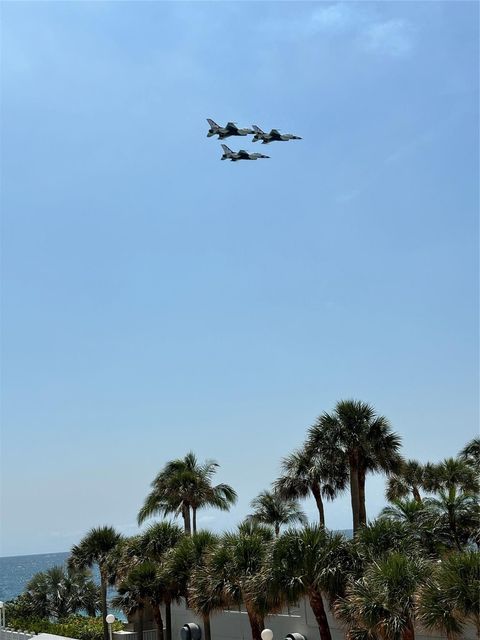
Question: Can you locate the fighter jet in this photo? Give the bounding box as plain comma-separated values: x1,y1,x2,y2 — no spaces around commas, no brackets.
221,144,269,162
207,119,254,139
251,125,302,144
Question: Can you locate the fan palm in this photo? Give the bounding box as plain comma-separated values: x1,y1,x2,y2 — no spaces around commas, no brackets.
247,490,307,536
386,460,426,503
422,487,479,551
133,522,184,640
380,498,426,526
335,552,430,640
24,565,100,619
272,525,354,640
423,457,479,495
167,531,221,640
416,550,480,639
201,524,279,640
274,447,347,527
138,452,237,534
307,400,402,533
459,437,480,471
69,526,123,640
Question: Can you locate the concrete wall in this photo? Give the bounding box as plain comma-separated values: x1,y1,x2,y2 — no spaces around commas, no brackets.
120,599,478,640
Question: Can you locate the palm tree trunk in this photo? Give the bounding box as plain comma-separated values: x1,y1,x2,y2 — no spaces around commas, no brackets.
152,602,164,640
138,608,145,640
311,482,325,527
412,486,422,503
349,457,361,534
182,505,192,535
308,588,332,640
402,621,415,640
358,465,367,527
275,523,280,537
245,603,264,640
165,600,172,640
192,508,197,534
100,573,109,640
202,615,211,640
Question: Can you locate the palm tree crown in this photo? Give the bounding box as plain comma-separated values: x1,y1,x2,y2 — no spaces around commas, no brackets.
138,452,237,534
248,490,307,536
307,399,402,533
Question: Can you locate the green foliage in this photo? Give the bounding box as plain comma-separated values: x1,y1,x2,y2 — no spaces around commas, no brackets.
5,615,122,640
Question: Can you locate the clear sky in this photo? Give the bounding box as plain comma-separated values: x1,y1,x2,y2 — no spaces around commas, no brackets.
1,1,478,557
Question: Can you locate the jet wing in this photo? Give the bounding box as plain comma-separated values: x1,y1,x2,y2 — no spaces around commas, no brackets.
269,129,282,139
225,122,239,132
237,150,250,159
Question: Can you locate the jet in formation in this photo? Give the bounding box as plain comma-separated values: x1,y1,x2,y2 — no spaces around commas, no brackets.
207,119,254,139
221,144,269,162
251,125,302,144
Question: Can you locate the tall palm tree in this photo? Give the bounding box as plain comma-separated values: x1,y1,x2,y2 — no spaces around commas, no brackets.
417,550,480,639
247,490,307,536
69,526,123,640
335,552,430,640
272,525,354,640
386,459,426,503
274,447,347,527
138,453,237,534
307,400,402,533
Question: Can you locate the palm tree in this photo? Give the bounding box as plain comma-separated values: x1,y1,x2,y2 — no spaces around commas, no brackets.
354,518,420,564
380,498,426,526
138,452,237,534
202,524,280,640
274,447,347,527
112,568,149,640
417,550,480,639
272,525,354,640
135,522,184,640
307,400,402,533
69,526,123,640
166,531,221,640
423,457,479,495
422,487,479,551
335,552,430,640
459,437,480,471
24,565,100,619
247,490,307,536
386,459,426,503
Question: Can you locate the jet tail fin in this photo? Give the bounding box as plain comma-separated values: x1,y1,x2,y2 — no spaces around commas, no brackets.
252,125,264,133
221,144,232,153
207,118,220,128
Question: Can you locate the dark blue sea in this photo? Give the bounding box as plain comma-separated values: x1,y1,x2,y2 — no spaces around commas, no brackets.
0,551,127,621
0,552,70,602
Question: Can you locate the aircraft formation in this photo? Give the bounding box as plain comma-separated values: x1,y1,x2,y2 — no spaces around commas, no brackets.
207,119,301,162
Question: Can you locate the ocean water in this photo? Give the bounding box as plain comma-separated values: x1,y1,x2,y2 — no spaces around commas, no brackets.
0,551,127,621
0,552,70,602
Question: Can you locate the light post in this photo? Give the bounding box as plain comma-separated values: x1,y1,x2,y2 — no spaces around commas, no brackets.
0,601,5,629
261,630,273,640
106,614,115,640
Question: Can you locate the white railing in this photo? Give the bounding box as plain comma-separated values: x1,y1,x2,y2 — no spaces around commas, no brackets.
1,629,34,640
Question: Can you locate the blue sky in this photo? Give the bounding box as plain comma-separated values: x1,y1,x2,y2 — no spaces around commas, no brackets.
1,1,478,557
